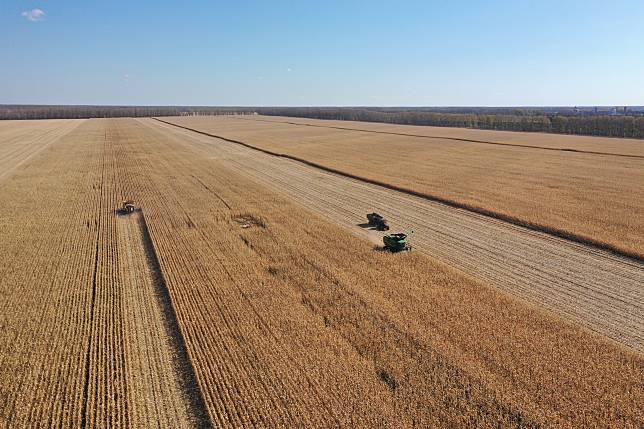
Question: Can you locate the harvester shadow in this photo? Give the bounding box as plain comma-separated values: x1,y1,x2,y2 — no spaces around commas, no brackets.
357,222,377,230
135,211,213,428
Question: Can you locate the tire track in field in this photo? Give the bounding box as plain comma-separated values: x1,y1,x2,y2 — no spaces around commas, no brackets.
144,118,644,353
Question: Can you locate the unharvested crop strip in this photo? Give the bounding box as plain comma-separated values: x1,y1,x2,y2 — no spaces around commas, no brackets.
79,133,106,429
241,116,644,159
136,211,213,428
165,182,341,426
154,118,644,263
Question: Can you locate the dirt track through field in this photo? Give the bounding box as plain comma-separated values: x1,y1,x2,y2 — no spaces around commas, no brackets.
146,118,644,352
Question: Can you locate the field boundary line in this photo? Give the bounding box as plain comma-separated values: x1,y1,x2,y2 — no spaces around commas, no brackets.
153,117,644,263
239,116,644,159
136,211,213,428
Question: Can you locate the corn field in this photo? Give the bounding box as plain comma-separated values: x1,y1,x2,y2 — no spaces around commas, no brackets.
0,118,641,428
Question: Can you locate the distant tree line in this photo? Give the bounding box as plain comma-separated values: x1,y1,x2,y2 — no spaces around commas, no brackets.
0,105,256,120
256,107,644,138
3,105,644,138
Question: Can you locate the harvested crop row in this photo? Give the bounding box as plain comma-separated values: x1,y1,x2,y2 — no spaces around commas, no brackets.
161,115,644,258
110,118,642,428
115,211,194,427
0,120,192,428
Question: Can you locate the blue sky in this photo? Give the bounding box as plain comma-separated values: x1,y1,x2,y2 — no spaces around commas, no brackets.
1,1,643,106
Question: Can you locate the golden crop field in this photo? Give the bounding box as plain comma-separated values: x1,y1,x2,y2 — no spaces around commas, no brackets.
162,115,644,259
0,117,642,428
260,115,644,156
0,119,82,182
0,120,195,427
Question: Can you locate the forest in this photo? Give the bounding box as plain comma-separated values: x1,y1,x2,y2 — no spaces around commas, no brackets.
2,105,644,138
257,107,644,138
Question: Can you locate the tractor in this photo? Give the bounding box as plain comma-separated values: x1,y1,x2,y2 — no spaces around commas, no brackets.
366,212,390,231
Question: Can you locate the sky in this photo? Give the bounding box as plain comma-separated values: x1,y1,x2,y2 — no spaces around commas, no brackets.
1,0,643,106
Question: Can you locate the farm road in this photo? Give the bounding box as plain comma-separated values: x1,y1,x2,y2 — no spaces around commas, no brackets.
144,118,644,353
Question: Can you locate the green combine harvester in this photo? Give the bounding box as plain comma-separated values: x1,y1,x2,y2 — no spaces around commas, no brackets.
383,232,412,252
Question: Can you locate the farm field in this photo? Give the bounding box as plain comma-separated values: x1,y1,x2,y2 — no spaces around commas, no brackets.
0,118,642,428
254,115,644,156
0,119,83,182
0,120,194,427
147,118,644,351
162,115,644,258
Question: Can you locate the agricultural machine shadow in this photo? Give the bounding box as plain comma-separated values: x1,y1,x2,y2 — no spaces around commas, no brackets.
357,222,378,230
133,210,212,427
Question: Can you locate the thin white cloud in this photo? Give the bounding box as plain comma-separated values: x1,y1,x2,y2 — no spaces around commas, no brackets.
22,9,45,22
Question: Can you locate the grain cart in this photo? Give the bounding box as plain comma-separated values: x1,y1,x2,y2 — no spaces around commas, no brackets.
366,212,390,231
383,232,412,252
